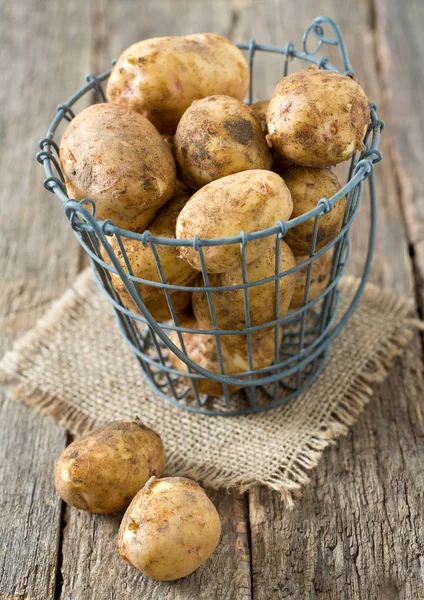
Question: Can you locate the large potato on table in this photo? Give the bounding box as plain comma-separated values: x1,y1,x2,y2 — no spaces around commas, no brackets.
176,170,293,274
267,67,370,167
175,95,272,189
169,315,281,396
60,104,176,231
107,34,249,134
290,251,333,309
193,240,296,331
104,195,197,320
118,477,221,580
54,420,166,514
283,167,346,255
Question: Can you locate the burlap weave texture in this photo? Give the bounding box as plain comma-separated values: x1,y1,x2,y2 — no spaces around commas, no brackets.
0,269,419,504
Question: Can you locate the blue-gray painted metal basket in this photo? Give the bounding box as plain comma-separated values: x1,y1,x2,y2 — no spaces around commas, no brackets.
37,16,384,416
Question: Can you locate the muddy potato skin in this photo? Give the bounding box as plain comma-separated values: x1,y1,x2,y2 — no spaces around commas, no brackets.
107,34,249,134
290,251,333,309
193,240,296,331
283,167,346,255
175,95,272,189
106,195,197,321
60,104,176,231
118,477,221,581
54,420,166,514
118,284,194,322
161,135,190,194
169,315,281,396
250,100,295,174
176,170,293,274
250,99,270,132
109,195,197,303
267,67,370,167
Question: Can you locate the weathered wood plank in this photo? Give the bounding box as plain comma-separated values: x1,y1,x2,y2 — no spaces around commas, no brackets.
249,339,424,600
225,0,411,291
0,396,67,600
376,0,424,313
238,0,422,598
0,0,90,598
59,2,252,599
60,489,251,600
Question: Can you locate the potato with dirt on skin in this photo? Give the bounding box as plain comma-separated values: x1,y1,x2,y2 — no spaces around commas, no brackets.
250,99,270,132
193,240,296,331
176,170,293,274
54,420,166,514
175,95,272,189
266,66,370,167
161,134,190,194
106,195,198,316
169,315,282,396
107,33,249,134
59,104,176,232
290,251,333,309
250,99,294,174
118,476,221,581
161,134,175,151
117,283,195,322
283,167,346,255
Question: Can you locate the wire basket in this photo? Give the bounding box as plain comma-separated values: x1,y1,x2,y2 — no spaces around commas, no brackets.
37,16,384,416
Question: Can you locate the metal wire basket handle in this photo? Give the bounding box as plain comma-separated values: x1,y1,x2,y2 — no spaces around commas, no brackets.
302,16,354,74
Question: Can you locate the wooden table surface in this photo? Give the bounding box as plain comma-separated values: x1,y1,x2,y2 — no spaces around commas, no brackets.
1,1,424,598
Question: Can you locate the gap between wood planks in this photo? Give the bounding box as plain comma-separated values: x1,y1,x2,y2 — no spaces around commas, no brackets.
372,0,424,333
51,0,424,598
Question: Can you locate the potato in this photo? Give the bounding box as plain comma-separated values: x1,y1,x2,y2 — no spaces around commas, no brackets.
54,420,165,514
193,240,296,331
250,99,270,132
283,167,346,255
107,34,249,134
60,104,176,231
267,66,370,167
249,100,295,174
118,477,221,580
117,284,194,322
290,251,333,309
106,195,197,310
272,152,295,176
161,134,175,151
169,315,281,396
161,135,190,195
175,95,272,189
176,170,293,274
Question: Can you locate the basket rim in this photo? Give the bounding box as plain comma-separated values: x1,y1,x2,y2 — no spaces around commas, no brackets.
37,39,383,249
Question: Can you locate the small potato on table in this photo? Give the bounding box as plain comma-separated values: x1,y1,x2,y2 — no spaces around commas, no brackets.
118,476,221,581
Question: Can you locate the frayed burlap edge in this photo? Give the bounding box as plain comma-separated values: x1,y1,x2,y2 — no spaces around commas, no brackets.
0,271,422,503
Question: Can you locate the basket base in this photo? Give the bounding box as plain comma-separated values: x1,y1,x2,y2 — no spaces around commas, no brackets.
136,343,330,417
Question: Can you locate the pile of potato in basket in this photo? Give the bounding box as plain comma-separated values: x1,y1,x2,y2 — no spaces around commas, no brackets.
59,32,370,396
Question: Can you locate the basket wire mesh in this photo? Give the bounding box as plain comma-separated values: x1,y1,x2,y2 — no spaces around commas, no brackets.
37,16,384,416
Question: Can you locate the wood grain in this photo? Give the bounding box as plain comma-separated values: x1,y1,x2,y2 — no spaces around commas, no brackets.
237,0,422,598
249,339,424,600
1,0,424,598
60,489,251,600
0,0,90,598
375,0,424,313
58,3,252,599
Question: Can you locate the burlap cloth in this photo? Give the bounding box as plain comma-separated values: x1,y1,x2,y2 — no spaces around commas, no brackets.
0,269,420,504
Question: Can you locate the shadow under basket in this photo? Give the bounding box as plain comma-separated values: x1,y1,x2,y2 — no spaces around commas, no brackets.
37,16,384,416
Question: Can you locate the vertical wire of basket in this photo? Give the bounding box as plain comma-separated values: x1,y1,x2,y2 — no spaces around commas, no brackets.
37,16,384,416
